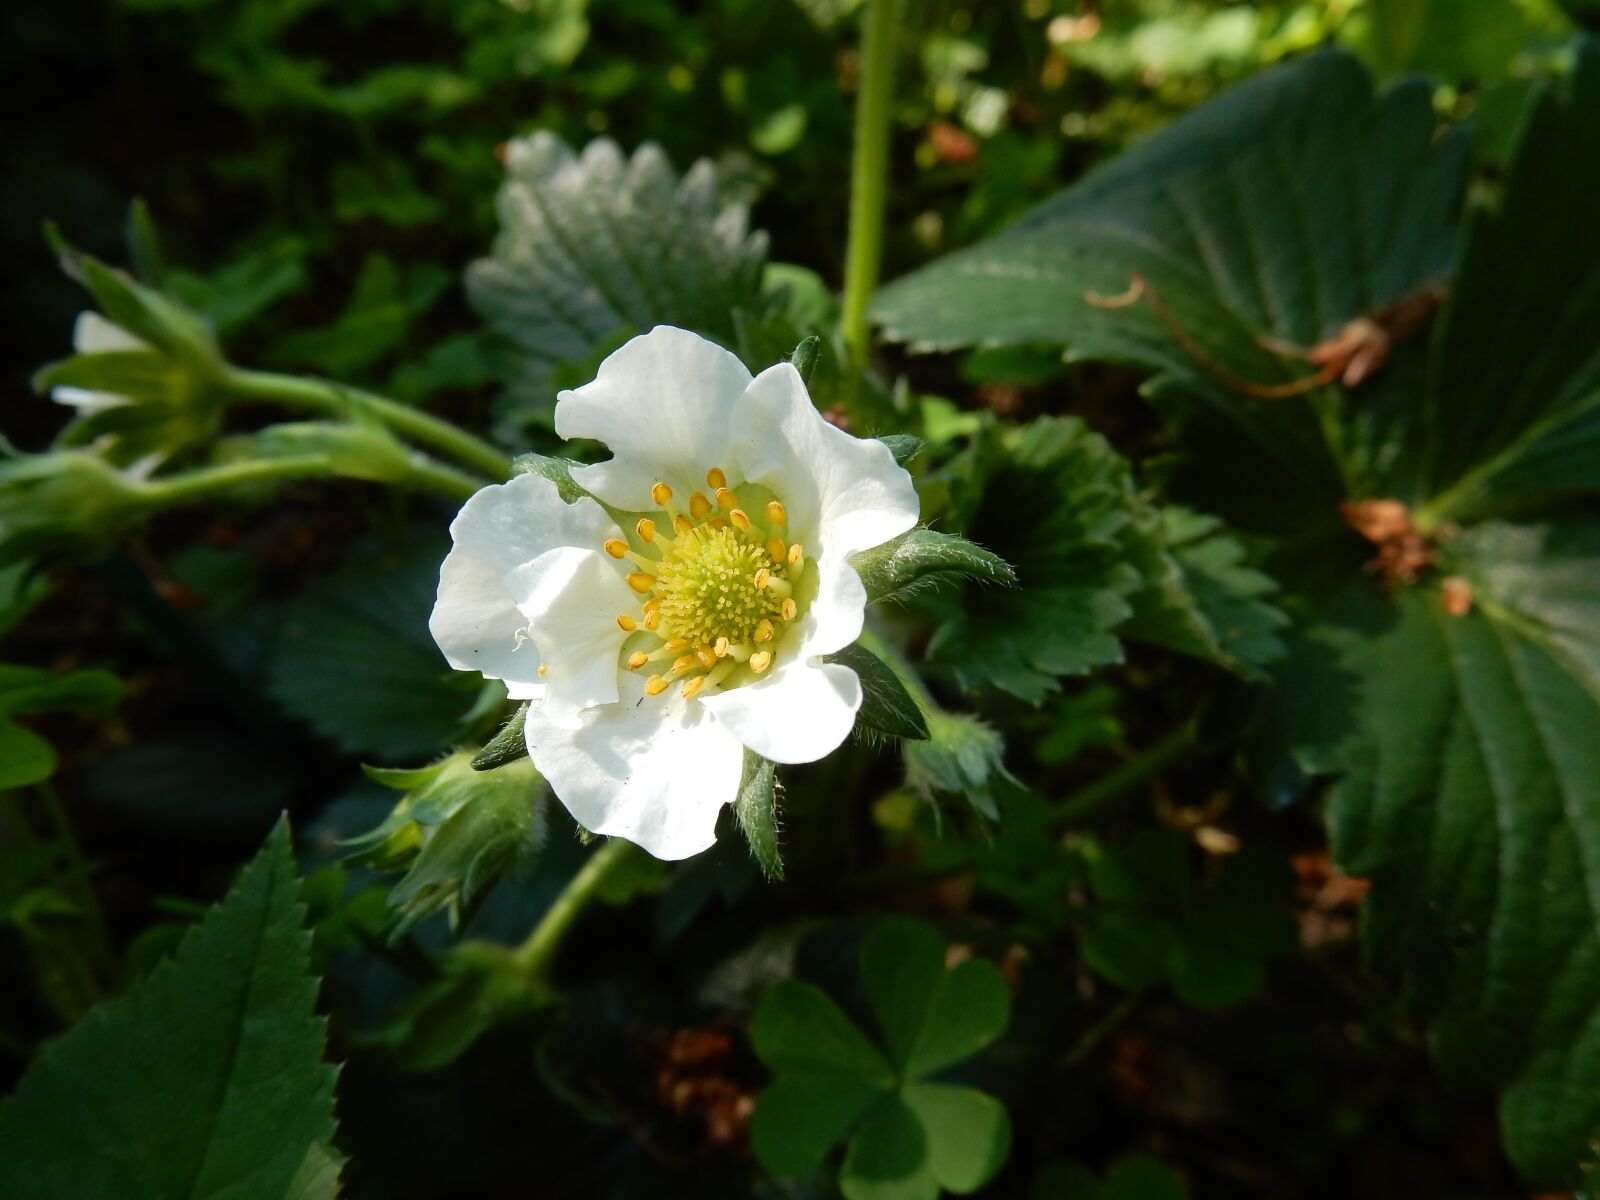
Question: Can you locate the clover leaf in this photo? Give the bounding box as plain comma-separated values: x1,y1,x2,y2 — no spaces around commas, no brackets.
1079,829,1297,1008
751,917,1012,1200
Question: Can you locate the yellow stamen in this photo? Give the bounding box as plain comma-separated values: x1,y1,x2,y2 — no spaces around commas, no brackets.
651,482,673,506
714,636,730,658
755,619,775,643
642,608,662,631
749,650,772,674
662,639,690,654
604,538,629,559
708,516,730,530
729,508,751,532
689,491,713,519
674,515,694,536
724,641,753,662
705,467,727,489
627,571,656,594
538,663,549,677
715,487,738,511
761,573,792,598
644,674,669,696
626,651,649,670
780,598,797,621
766,537,786,562
766,500,787,526
672,654,696,673
787,543,804,567
754,567,770,589
695,644,718,670
616,614,637,632
636,517,657,543
681,675,707,700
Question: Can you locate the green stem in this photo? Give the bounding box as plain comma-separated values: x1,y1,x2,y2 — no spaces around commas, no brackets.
1048,721,1199,832
400,456,487,501
221,367,514,482
139,455,337,506
512,837,638,980
1059,989,1143,1069
840,0,900,365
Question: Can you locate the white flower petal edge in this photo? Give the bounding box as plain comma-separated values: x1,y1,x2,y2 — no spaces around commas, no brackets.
523,673,746,860
698,656,863,765
506,546,635,727
429,472,617,695
53,312,149,413
555,326,752,512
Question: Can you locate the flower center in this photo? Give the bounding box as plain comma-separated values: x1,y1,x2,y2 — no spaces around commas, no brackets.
603,467,808,701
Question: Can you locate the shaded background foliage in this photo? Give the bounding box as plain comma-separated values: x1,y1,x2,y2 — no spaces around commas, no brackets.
1,2,1595,1199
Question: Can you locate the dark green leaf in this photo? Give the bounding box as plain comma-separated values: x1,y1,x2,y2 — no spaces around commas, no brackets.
467,134,769,432
734,749,784,879
789,333,821,385
0,819,336,1200
860,917,946,1070
839,1094,935,1200
751,1071,886,1177
750,979,894,1083
901,1082,1011,1194
0,720,56,790
1324,517,1600,1186
829,643,929,741
1413,47,1600,523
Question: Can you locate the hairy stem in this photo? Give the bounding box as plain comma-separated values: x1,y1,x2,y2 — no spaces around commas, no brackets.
841,0,900,364
221,366,513,482
513,837,639,980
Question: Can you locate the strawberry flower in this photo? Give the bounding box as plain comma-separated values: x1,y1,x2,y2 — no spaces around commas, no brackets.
431,327,919,859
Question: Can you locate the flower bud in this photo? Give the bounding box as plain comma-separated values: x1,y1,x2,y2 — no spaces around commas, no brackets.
0,448,150,562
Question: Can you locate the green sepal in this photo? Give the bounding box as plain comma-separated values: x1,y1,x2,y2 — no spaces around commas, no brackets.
828,642,929,741
849,527,1016,606
789,334,821,386
734,749,784,880
513,451,588,502
473,701,532,771
876,434,924,467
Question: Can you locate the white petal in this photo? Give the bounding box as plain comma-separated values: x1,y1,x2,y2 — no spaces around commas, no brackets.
729,362,919,557
524,675,746,860
506,546,634,725
429,473,618,691
556,326,752,509
700,658,861,765
51,386,129,413
72,312,146,354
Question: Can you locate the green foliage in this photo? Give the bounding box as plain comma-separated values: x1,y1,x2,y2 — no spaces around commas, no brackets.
267,537,484,759
1032,1156,1189,1200
735,749,785,880
1080,829,1298,1008
0,664,121,790
347,750,547,935
0,820,336,1200
848,527,1016,607
467,134,770,432
751,918,1011,1199
829,642,931,742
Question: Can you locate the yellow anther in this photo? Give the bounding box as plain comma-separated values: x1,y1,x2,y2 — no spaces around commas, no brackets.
715,487,738,511
695,644,718,669
705,467,727,489
749,650,772,674
642,608,662,631
729,508,751,532
674,515,694,536
755,619,775,643
780,598,797,621
644,674,669,696
754,568,771,590
672,654,696,673
681,676,707,700
767,537,786,562
689,491,713,519
787,543,804,567
714,636,730,658
617,614,638,632
651,482,673,506
538,663,549,677
766,500,787,526
604,539,629,559
662,639,690,654
708,516,730,531
626,571,656,594
627,651,649,670
636,517,657,543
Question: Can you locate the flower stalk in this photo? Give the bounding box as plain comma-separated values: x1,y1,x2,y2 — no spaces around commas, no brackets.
512,836,639,981
219,366,515,483
841,0,901,366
